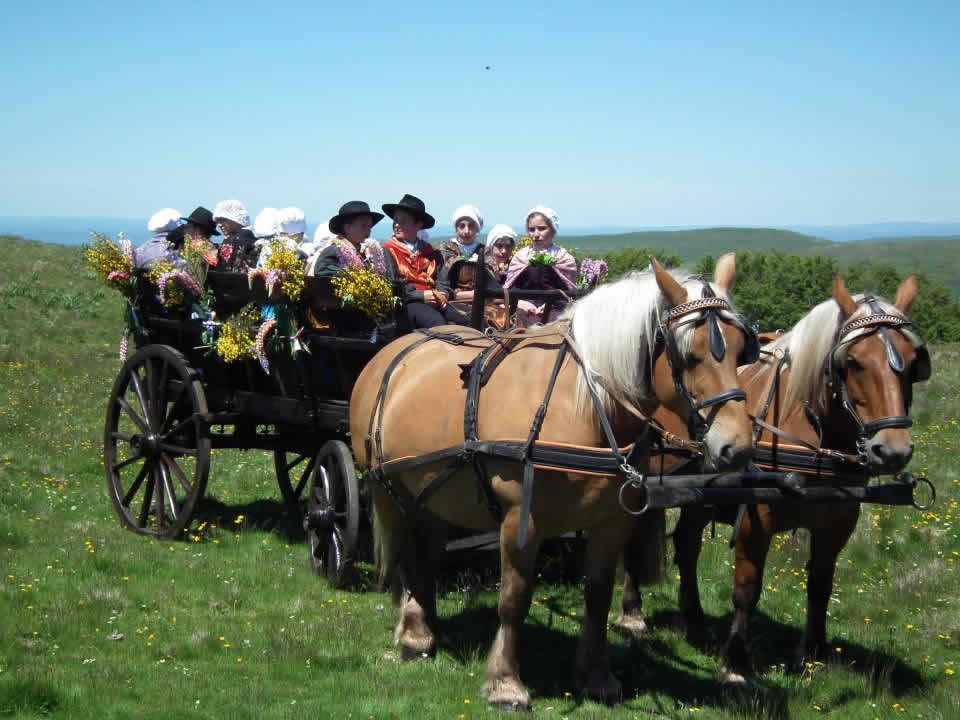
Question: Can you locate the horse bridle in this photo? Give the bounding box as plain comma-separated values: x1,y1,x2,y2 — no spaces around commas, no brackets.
825,297,931,457
655,285,760,443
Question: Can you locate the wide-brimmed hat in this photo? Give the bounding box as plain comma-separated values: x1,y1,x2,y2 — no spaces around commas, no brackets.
181,206,220,236
329,201,384,236
382,193,435,229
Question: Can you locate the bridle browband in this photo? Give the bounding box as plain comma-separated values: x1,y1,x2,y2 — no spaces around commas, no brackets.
825,296,930,457
655,285,759,443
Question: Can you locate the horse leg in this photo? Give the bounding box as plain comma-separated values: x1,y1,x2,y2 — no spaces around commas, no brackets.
394,523,441,660
674,507,710,632
722,508,772,684
577,525,628,704
482,518,541,711
799,506,859,664
616,509,665,636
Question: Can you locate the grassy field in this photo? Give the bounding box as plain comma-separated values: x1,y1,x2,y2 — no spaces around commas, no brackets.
1,235,958,719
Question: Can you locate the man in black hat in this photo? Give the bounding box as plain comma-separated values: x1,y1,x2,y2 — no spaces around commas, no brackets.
380,194,466,328
312,201,384,279
166,206,220,252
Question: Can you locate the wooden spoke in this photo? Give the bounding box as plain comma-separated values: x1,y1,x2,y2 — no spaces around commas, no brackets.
117,397,150,435
161,452,194,495
110,431,134,443
113,452,145,474
138,476,155,528
158,383,188,435
158,463,178,522
154,465,166,530
122,462,151,507
159,443,197,457
128,368,152,427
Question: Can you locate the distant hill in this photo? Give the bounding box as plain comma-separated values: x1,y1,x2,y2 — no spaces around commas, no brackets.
787,222,960,242
817,235,960,297
564,227,830,257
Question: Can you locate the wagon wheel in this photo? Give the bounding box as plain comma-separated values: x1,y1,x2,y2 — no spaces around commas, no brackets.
302,440,360,587
274,449,315,510
104,344,210,539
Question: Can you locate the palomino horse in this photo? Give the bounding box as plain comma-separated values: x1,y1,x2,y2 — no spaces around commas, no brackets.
618,273,929,683
350,256,755,710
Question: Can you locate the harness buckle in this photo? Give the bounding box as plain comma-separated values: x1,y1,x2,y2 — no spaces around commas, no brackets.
618,465,650,516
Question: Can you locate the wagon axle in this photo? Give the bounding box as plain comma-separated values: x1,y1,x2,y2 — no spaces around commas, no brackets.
303,502,336,533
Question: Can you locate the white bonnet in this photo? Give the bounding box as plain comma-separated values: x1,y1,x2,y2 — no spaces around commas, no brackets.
452,204,484,231
525,205,559,232
486,223,518,245
213,199,251,228
277,207,307,236
147,208,181,234
313,221,336,245
253,207,279,238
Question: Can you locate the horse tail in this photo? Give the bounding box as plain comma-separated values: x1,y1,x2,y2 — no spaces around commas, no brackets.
371,487,408,603
626,508,666,586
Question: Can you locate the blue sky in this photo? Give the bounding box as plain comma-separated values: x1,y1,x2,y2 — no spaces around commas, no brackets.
1,0,957,228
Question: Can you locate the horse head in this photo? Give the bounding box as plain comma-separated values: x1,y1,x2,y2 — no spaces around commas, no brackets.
827,274,929,474
649,253,755,471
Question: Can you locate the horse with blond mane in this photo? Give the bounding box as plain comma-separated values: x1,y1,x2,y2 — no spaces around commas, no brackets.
350,256,755,709
617,273,930,683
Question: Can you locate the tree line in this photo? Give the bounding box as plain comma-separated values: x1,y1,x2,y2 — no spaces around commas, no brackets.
579,247,960,343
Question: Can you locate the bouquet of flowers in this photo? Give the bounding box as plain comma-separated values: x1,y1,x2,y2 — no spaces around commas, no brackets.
360,238,387,275
527,251,558,267
248,238,306,303
215,303,260,363
331,267,398,323
83,232,135,295
577,258,609,289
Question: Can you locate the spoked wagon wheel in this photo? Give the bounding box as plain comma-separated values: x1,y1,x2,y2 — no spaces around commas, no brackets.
302,440,360,587
274,449,315,510
104,345,210,539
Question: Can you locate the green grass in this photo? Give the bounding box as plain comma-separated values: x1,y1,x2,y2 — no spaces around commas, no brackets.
1,235,959,718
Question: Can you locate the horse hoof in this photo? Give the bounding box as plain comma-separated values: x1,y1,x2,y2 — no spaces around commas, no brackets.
582,672,623,705
482,679,531,712
400,645,432,662
614,613,648,637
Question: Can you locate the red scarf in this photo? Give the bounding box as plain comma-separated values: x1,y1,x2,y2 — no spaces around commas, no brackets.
384,237,438,290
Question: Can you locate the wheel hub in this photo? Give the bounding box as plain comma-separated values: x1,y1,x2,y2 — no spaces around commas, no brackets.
130,433,162,458
303,502,335,533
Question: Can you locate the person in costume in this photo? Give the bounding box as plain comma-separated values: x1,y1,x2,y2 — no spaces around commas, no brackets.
484,223,518,283
257,207,307,268
381,193,462,329
312,201,384,278
439,204,484,265
135,208,182,268
504,205,577,326
165,206,221,254
213,199,258,271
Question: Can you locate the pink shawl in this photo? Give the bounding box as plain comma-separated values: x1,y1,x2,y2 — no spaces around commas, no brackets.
503,245,577,325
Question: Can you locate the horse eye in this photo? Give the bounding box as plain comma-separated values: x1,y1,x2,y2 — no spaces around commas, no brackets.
847,357,864,373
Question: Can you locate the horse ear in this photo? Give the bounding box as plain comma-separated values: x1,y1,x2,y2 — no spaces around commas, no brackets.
894,273,918,315
712,252,736,294
651,257,688,307
833,274,858,318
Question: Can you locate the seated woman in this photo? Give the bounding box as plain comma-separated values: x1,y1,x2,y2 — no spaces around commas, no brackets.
213,199,258,271
312,201,384,278
381,194,465,329
504,206,577,326
484,224,518,284
135,208,182,268
440,204,484,265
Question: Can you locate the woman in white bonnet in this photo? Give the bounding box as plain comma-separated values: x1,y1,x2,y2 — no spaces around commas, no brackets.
440,204,484,265
212,199,258,271
256,207,306,267
135,208,182,268
504,205,577,326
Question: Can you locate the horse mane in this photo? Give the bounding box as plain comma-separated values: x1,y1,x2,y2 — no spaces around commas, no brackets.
765,293,906,416
562,269,738,419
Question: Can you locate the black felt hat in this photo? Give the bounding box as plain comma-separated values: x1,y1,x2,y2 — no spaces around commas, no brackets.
180,206,220,236
328,201,384,236
381,193,435,229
